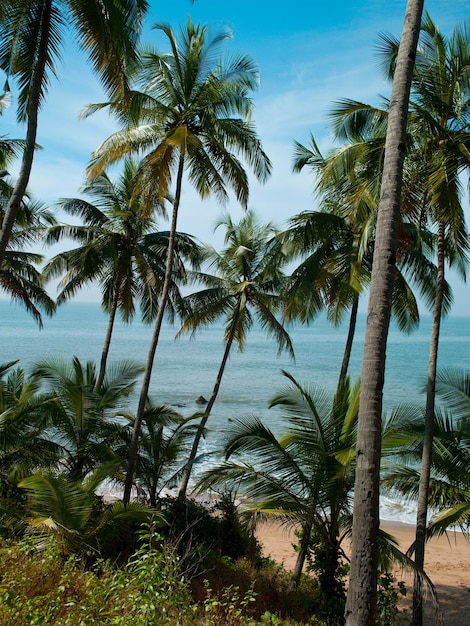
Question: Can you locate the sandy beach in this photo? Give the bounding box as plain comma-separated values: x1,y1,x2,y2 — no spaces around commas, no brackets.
256,520,470,625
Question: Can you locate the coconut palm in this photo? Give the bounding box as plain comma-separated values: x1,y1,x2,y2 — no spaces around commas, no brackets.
285,124,445,391
0,361,59,489
0,176,56,325
0,0,147,264
382,369,470,537
44,158,202,388
345,1,425,622
84,19,271,504
199,372,358,605
376,15,470,624
176,210,293,498
33,357,143,481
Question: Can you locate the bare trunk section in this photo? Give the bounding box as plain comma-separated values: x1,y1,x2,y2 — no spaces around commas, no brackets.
338,293,359,388
0,2,52,265
123,154,185,505
287,520,313,592
345,2,424,624
95,279,122,390
412,220,445,626
178,302,242,498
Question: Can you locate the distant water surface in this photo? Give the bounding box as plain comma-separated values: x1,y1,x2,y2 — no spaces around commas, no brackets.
1,299,468,523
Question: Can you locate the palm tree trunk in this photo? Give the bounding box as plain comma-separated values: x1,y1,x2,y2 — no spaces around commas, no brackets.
95,280,122,390
178,302,242,499
0,2,51,265
412,220,445,626
123,154,185,506
288,519,313,592
345,2,424,624
338,293,359,388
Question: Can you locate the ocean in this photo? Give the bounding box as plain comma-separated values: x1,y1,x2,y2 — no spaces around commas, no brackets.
1,299,469,523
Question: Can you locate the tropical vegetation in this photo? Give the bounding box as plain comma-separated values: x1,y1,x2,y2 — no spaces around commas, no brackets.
0,5,468,626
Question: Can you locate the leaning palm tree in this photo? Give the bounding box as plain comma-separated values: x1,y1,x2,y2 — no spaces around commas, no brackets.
85,19,272,505
44,158,202,388
176,210,293,497
0,0,147,264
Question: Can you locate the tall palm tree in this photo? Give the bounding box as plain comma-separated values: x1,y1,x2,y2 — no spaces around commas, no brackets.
85,19,272,505
0,0,148,265
377,15,470,624
44,158,202,388
285,123,443,391
176,210,293,497
345,1,424,623
33,357,143,481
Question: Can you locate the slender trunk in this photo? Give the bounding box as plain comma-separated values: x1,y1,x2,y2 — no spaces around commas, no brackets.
412,220,445,626
123,154,185,505
0,2,51,266
338,293,359,388
178,302,242,498
95,280,121,390
345,2,424,624
288,520,313,592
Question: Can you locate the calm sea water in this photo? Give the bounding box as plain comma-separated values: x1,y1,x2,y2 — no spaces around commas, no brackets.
1,299,469,522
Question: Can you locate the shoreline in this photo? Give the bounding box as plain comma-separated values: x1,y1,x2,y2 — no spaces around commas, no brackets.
255,520,470,626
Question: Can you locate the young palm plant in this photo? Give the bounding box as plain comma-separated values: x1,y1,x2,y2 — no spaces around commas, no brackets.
33,357,143,482
84,19,272,504
18,468,153,557
382,368,470,537
176,210,293,497
117,402,198,507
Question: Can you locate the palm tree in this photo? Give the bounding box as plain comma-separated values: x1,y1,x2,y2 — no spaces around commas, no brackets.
0,361,59,490
44,158,202,388
382,368,470,537
0,0,148,265
377,15,470,624
199,373,358,595
33,357,143,481
176,210,293,497
0,176,56,325
285,122,444,391
84,19,272,505
345,1,424,623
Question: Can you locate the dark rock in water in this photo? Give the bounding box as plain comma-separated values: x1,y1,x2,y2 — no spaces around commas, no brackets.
195,395,208,405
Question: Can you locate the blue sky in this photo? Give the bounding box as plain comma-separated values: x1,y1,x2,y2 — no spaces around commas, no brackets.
1,0,469,315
